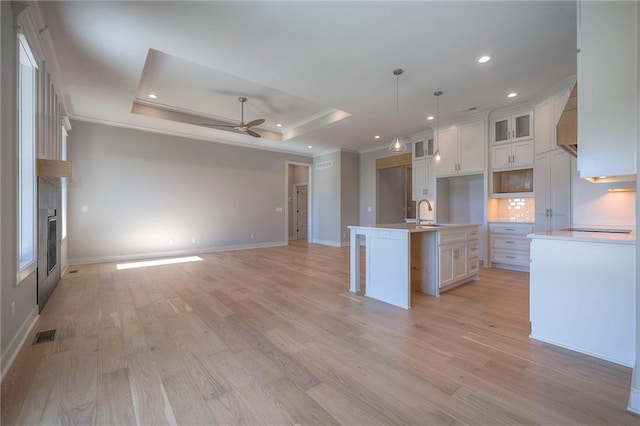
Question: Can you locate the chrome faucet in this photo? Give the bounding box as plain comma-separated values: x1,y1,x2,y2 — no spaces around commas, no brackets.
416,199,433,224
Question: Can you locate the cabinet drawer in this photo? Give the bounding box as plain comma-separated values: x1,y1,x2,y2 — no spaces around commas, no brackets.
468,228,479,240
490,235,530,251
468,240,479,258
489,224,534,235
438,230,468,245
491,249,530,266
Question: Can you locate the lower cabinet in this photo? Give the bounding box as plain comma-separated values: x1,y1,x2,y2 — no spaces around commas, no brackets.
438,226,479,291
489,223,534,271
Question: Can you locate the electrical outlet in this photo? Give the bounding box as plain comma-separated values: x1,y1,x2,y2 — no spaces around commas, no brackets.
250,233,255,240
11,301,15,320
191,238,196,244
275,207,283,212
82,205,88,213
367,206,372,212
342,232,346,238
168,239,174,245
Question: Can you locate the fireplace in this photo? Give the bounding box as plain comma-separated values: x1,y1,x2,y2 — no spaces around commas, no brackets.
37,178,61,313
47,210,57,275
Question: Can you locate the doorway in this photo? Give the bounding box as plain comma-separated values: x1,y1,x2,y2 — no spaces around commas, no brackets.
286,162,312,242
294,184,308,240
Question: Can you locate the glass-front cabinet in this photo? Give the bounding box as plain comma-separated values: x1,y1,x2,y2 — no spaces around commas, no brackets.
413,138,434,160
491,111,533,144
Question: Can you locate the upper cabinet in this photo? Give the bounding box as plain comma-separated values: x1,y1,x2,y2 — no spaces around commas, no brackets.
435,118,487,178
491,111,533,145
534,86,572,155
577,1,638,179
413,137,434,161
412,157,435,201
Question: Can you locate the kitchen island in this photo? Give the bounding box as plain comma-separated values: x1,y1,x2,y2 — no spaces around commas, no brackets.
348,223,480,309
529,229,636,366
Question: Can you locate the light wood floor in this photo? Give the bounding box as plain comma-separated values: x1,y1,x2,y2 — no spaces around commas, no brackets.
2,241,638,425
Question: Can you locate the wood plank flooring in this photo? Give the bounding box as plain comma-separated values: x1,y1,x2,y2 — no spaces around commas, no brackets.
2,241,639,425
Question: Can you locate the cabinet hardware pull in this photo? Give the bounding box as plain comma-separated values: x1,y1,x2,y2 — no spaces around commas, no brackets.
506,255,516,259
549,209,553,216
506,241,515,244
505,228,515,231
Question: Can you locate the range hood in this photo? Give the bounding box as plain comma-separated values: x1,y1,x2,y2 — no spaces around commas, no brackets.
37,159,72,178
556,83,577,157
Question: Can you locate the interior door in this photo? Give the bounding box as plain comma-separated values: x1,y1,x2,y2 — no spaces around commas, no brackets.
296,185,308,240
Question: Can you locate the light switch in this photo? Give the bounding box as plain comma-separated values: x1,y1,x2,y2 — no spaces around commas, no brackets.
275,207,283,212
367,207,372,212
82,205,88,213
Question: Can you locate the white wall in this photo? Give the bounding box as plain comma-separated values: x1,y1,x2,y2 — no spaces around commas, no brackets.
571,157,636,228
67,121,311,263
312,151,341,244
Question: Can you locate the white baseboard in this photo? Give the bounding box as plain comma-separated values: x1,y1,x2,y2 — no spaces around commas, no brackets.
68,241,288,266
628,369,640,414
529,333,634,368
1,306,38,381
311,239,349,247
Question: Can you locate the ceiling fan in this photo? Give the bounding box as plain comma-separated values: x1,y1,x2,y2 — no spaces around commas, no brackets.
202,96,265,138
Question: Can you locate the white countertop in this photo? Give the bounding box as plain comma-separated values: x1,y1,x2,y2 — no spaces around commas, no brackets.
489,221,534,225
349,223,480,233
528,229,636,245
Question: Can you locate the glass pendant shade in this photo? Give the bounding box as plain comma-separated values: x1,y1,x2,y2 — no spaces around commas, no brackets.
389,135,408,153
388,68,408,153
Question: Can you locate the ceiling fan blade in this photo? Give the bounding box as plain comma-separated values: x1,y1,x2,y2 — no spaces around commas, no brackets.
245,118,265,128
246,129,261,138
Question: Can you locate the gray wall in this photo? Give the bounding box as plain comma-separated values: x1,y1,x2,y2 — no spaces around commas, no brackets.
312,151,341,244
340,151,359,243
67,121,311,263
1,2,38,361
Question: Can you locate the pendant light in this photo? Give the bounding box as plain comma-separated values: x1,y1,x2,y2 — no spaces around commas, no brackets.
388,68,408,153
433,90,443,162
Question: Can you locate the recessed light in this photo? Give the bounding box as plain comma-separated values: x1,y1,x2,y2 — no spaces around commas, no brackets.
478,55,491,63
307,145,313,149
276,123,283,128
374,135,381,139
427,116,434,121
507,92,518,98
148,93,158,99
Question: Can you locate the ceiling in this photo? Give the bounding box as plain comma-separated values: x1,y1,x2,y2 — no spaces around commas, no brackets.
38,1,577,156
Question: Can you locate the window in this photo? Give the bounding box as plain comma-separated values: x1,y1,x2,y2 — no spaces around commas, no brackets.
61,126,67,239
17,32,38,282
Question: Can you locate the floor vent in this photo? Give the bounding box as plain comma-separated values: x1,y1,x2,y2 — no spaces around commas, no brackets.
68,270,78,274
33,329,56,345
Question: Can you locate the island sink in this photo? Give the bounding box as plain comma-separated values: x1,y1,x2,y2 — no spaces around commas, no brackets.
348,222,480,309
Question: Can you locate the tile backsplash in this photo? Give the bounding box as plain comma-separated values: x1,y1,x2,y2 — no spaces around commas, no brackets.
496,197,535,222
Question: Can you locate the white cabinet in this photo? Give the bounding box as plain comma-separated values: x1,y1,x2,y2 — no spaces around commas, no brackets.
440,244,468,288
413,137,434,160
435,119,486,177
491,139,534,169
489,223,534,271
534,149,571,232
577,1,638,178
412,157,434,201
534,89,571,155
491,111,533,145
438,226,479,291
